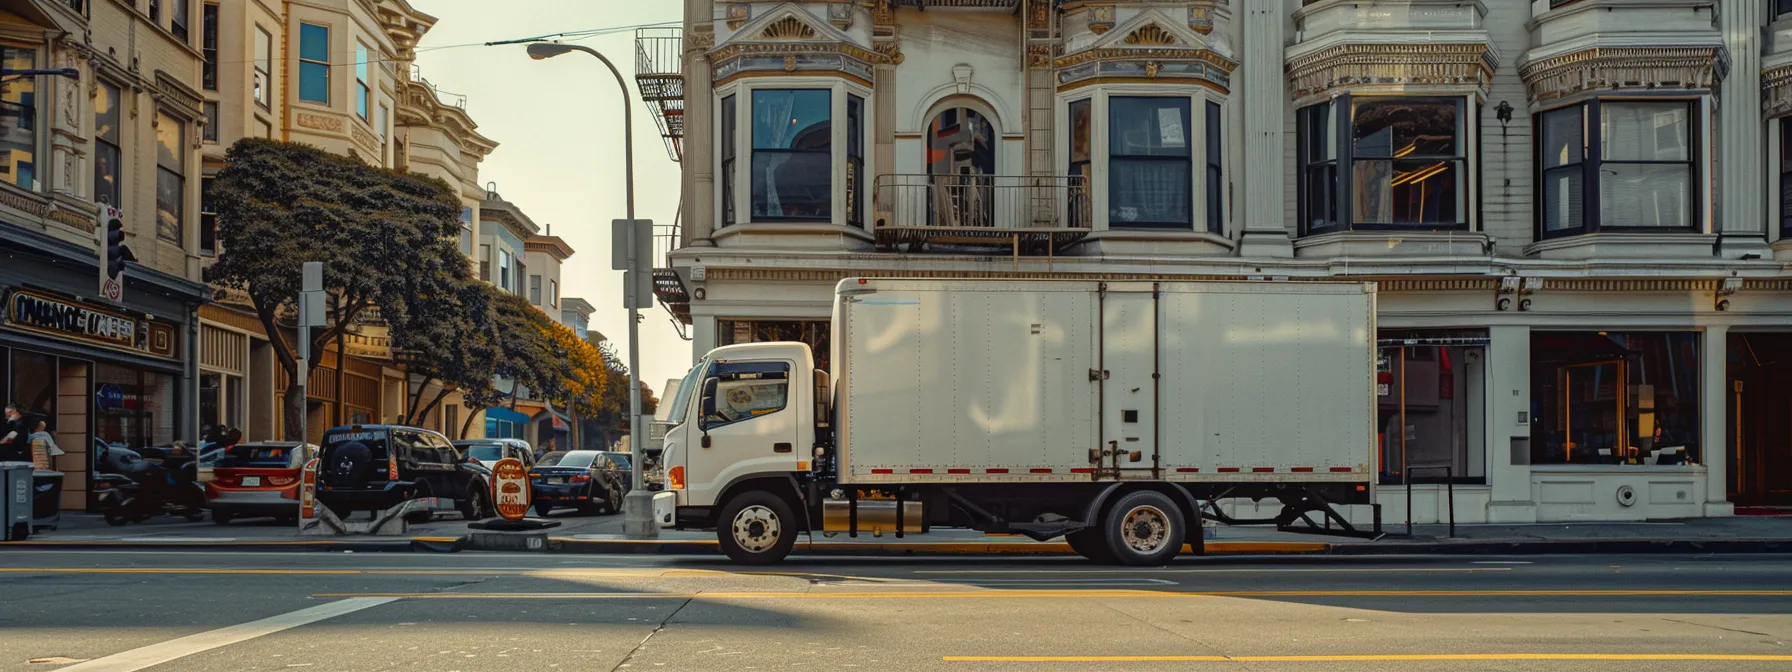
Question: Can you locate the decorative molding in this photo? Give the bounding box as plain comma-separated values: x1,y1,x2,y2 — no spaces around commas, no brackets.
1027,44,1053,67
1762,64,1792,116
48,206,94,233
687,29,715,51
1519,46,1724,104
1124,24,1179,47
296,112,344,133
1373,279,1497,292
1055,46,1237,92
711,40,888,86
1539,278,1719,292
828,3,853,30
1189,1,1223,35
1088,5,1115,34
1288,43,1498,101
351,124,381,155
1057,47,1236,72
760,16,818,40
724,3,750,30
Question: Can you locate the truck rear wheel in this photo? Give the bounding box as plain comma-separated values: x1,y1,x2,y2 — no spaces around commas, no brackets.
1101,490,1186,566
717,491,797,565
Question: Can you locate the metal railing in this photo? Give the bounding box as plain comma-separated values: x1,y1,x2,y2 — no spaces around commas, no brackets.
1403,465,1456,538
634,28,684,162
873,174,1091,231
409,65,468,110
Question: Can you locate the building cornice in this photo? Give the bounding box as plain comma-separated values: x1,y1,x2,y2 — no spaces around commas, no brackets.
1519,46,1725,104
1287,42,1498,102
525,235,575,260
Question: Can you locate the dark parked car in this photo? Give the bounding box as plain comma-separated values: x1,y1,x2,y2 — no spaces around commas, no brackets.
529,450,626,516
315,425,492,522
453,439,535,470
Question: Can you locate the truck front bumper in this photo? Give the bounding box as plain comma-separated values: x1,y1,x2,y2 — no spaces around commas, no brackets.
652,491,678,528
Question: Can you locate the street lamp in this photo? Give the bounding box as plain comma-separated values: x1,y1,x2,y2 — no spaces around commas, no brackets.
525,41,656,539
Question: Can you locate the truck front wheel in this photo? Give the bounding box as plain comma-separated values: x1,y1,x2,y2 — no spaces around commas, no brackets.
717,491,797,565
1101,490,1186,566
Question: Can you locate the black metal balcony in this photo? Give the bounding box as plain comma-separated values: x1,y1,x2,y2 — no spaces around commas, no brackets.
872,174,1090,254
635,28,684,163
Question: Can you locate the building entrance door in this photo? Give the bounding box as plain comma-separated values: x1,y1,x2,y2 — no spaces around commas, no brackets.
1729,333,1792,508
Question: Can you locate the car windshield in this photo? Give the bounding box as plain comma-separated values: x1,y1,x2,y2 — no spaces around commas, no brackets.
536,451,596,469
213,445,300,469
463,445,505,462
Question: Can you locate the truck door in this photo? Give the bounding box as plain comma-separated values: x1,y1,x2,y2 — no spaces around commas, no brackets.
687,360,801,506
1098,285,1158,477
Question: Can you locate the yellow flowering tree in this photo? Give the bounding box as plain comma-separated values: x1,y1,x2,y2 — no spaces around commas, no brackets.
539,320,608,418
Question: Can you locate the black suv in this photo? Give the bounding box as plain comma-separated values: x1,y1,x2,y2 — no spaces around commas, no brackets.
315,425,492,521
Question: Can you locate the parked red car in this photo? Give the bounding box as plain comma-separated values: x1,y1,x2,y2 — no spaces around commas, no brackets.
204,442,316,524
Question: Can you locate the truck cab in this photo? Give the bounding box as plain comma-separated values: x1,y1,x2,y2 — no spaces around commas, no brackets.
654,342,822,550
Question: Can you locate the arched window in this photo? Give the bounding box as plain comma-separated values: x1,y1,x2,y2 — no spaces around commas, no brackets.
926,106,996,227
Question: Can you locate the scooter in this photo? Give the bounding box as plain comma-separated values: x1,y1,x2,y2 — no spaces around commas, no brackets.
94,457,207,525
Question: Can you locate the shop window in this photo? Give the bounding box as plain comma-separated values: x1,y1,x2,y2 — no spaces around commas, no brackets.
1376,341,1487,485
95,364,179,453
751,89,831,221
9,350,56,424
1109,97,1191,228
155,111,185,243
1539,100,1694,239
1298,96,1467,234
1531,332,1701,466
298,23,330,104
94,81,122,206
1,47,39,191
718,319,830,372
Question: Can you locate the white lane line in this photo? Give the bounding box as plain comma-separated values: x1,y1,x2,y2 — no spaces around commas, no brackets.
56,597,397,672
1473,561,1534,565
913,567,1512,575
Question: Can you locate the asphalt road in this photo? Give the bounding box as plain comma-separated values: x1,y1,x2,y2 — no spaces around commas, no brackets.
0,551,1789,671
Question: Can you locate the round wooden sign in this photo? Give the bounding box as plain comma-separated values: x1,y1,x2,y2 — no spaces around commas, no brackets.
490,457,531,521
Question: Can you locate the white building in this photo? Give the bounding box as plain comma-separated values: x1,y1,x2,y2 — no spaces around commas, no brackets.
645,0,1792,524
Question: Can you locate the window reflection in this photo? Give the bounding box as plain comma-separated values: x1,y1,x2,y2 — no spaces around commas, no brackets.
1350,98,1461,226
752,89,831,221
0,47,38,191
1531,332,1701,466
1109,97,1191,228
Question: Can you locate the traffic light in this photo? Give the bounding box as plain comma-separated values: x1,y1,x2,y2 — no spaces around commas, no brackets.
106,218,127,278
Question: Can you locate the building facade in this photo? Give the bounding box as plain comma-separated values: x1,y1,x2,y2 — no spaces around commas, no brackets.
0,0,211,510
650,0,1792,523
195,0,495,449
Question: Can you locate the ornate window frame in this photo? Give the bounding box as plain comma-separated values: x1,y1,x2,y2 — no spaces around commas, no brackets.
713,77,874,233
1057,84,1228,236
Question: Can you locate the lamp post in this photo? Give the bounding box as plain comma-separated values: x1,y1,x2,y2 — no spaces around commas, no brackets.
525,41,656,538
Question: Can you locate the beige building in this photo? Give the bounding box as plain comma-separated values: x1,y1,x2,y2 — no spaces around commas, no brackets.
0,0,210,510
193,0,495,445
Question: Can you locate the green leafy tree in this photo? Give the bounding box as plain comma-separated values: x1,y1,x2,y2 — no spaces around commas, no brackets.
208,138,462,441
395,276,493,427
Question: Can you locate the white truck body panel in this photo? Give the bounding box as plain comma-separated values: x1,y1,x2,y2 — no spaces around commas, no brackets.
833,279,1376,484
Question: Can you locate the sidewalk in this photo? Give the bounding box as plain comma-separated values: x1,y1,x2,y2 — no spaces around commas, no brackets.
7,510,1790,556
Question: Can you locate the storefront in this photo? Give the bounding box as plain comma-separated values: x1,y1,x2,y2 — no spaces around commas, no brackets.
1,225,207,511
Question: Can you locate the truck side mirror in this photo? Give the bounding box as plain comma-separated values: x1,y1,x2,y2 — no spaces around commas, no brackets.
699,378,720,432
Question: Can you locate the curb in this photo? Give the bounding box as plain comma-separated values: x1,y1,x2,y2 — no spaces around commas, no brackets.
1332,538,1792,556
527,538,1330,557
0,536,465,553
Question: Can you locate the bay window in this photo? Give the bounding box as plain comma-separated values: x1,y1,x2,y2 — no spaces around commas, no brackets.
356,42,371,120
1298,96,1468,234
1068,99,1091,229
1538,100,1695,239
750,89,831,221
720,94,735,226
253,27,272,108
1205,101,1224,234
848,94,863,228
298,23,330,104
1781,117,1792,239
1108,97,1192,228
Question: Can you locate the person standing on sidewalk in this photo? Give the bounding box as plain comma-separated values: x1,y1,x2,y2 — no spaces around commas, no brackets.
27,420,63,470
0,403,33,462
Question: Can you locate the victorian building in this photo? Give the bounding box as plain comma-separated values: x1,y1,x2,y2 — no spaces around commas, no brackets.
647,1,1792,523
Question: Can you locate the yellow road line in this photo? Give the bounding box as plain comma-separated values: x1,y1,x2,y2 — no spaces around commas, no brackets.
943,654,1792,663
309,589,1792,600
0,568,726,577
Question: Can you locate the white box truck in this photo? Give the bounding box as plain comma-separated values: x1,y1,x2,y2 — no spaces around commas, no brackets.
653,278,1381,565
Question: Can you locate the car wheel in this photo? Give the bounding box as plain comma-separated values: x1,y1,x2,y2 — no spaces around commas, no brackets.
601,484,620,515
716,490,798,565
1065,528,1115,564
458,481,490,520
212,511,233,525
1100,490,1186,567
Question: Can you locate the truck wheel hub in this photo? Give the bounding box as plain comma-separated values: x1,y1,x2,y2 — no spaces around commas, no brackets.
1121,506,1169,553
731,505,781,552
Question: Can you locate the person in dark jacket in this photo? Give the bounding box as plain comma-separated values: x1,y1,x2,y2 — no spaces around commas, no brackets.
1,403,35,462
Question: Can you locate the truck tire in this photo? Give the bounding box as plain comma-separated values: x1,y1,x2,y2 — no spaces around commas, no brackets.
1101,490,1186,566
717,490,797,565
1065,528,1115,564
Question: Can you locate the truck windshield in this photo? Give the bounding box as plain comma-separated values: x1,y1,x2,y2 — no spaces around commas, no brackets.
667,359,707,428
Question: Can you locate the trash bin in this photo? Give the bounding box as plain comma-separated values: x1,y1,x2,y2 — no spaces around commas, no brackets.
32,470,62,531
1,461,32,541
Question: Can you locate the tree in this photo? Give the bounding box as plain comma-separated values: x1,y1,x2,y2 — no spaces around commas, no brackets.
394,276,492,427
539,320,608,418
447,284,563,439
208,138,463,441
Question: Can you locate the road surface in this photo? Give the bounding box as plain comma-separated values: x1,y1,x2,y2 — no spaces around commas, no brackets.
0,550,1788,670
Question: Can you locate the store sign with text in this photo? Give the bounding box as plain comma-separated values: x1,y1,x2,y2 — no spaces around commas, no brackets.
1,288,178,359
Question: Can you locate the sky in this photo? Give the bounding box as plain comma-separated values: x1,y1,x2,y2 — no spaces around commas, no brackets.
412,1,690,392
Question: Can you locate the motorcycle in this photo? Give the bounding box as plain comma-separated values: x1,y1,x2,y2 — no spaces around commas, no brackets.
93,449,207,525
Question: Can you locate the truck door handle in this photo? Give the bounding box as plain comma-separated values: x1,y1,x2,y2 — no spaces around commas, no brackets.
774,443,793,453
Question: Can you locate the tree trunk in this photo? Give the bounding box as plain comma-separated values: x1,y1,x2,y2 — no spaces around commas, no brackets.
415,386,451,430
282,382,307,442
460,406,482,441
